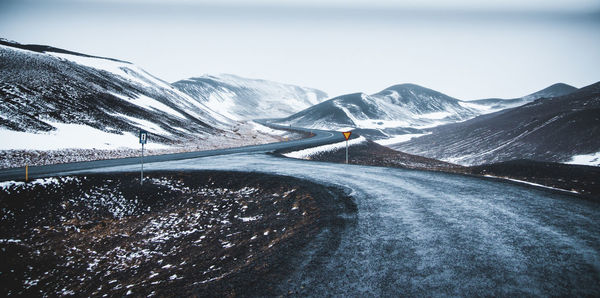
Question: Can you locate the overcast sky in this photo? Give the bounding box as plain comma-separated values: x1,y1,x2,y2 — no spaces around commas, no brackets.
1,0,599,99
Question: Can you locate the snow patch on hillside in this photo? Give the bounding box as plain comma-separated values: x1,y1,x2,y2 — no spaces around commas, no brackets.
352,119,411,130
283,136,367,160
0,122,169,150
110,93,185,119
251,122,287,136
566,152,600,166
458,101,493,112
118,115,172,137
416,111,452,120
48,52,171,90
376,133,431,146
173,74,328,121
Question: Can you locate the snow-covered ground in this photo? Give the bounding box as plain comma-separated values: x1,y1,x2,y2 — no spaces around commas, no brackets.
0,122,300,169
283,136,367,160
0,122,169,151
0,171,341,296
172,74,328,121
566,152,600,166
250,121,289,136
374,133,431,146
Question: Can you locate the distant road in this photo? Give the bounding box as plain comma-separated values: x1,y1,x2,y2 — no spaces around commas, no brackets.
0,122,344,181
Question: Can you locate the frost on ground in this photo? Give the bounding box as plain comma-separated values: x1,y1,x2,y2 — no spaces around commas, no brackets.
0,121,304,169
0,171,355,296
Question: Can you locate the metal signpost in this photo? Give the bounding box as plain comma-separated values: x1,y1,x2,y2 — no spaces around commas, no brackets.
139,130,147,185
342,131,352,164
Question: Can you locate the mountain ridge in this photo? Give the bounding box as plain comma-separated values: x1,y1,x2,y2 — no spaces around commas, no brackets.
273,81,580,140
391,81,600,165
0,40,320,152
172,74,328,121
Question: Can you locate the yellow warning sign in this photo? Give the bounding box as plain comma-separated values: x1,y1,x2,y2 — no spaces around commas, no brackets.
342,131,352,140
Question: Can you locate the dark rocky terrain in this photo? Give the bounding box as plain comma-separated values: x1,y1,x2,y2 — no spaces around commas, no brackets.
0,40,229,143
393,81,600,165
467,83,578,112
0,171,355,296
467,160,599,199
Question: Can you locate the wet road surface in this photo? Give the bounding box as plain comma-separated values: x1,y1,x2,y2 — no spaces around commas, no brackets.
67,153,600,296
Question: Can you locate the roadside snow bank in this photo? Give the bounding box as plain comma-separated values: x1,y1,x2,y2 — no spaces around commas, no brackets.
566,151,600,167
284,136,367,160
0,121,172,151
251,121,287,136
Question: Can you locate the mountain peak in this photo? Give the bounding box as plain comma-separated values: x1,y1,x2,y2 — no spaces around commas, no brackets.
525,82,578,99
382,83,432,92
0,38,130,64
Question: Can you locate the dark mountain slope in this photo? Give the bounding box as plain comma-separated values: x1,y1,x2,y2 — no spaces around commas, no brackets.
0,38,128,63
393,82,600,165
468,82,578,112
0,40,232,145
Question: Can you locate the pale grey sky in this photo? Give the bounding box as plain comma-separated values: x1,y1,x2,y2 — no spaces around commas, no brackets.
1,0,599,99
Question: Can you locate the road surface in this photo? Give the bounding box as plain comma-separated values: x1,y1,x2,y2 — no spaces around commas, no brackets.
1,125,599,295
65,154,600,296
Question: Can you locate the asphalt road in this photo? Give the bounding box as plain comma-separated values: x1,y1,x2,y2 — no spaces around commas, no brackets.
2,124,599,295
0,122,344,181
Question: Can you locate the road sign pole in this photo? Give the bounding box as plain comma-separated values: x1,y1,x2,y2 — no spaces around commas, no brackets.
342,131,352,164
346,140,348,164
139,130,147,186
141,143,144,185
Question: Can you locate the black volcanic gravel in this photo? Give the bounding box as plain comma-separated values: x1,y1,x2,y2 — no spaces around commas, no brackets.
0,171,355,296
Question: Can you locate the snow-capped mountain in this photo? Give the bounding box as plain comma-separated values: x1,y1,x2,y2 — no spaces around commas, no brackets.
274,84,478,138
461,83,578,114
273,82,580,141
392,81,600,166
0,39,323,152
172,75,328,121
0,39,239,150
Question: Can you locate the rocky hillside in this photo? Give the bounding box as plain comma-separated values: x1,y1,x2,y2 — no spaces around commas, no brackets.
393,82,600,165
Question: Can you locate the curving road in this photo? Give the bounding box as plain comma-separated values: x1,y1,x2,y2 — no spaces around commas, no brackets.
0,122,344,181
2,124,599,295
